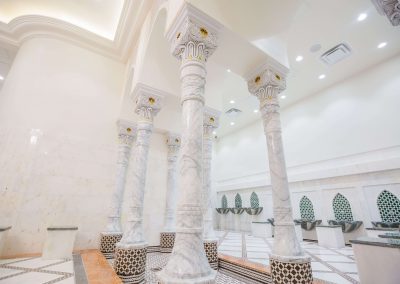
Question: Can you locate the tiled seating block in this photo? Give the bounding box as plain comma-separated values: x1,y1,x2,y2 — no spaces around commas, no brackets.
0,226,11,257
114,244,147,284
204,240,218,270
42,226,78,260
316,225,345,249
100,232,123,259
160,232,175,253
251,222,273,238
352,238,400,284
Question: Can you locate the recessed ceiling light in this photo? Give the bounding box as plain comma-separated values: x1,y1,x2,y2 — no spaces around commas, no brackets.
357,13,367,22
0,75,4,81
318,74,326,80
230,122,235,126
295,55,303,62
227,69,231,73
229,100,235,104
212,131,217,135
280,95,286,99
253,109,259,113
378,42,387,49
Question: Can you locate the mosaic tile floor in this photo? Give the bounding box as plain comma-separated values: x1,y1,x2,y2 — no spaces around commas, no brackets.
216,231,359,284
108,253,246,284
0,257,74,283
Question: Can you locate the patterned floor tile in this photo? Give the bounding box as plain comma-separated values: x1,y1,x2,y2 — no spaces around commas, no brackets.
0,271,61,284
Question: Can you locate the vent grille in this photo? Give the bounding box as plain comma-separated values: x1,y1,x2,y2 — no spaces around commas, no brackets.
320,43,352,65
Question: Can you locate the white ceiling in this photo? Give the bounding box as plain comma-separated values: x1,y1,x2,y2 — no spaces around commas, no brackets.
188,0,400,137
0,0,399,138
0,0,125,40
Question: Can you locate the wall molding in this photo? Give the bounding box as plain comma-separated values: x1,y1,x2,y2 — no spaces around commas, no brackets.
0,0,152,62
215,145,400,192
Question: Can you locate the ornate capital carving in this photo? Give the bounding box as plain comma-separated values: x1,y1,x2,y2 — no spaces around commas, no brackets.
117,119,136,146
371,0,400,26
132,83,165,122
166,132,181,158
166,3,221,63
246,61,288,112
203,107,220,138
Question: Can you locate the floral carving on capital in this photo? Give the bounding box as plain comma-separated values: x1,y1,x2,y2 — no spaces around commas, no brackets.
171,19,218,63
247,68,287,112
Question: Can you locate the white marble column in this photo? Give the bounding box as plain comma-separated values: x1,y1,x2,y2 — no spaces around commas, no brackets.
158,4,220,284
202,107,220,241
107,121,136,232
246,63,312,283
100,120,136,259
114,83,164,284
202,108,220,270
163,133,181,232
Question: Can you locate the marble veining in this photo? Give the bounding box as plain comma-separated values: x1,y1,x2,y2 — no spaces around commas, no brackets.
106,120,136,233
163,133,181,232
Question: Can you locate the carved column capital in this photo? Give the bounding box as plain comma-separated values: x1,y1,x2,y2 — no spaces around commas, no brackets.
132,83,164,123
371,0,400,26
166,132,181,159
166,3,220,63
203,107,220,139
247,63,287,111
117,119,136,146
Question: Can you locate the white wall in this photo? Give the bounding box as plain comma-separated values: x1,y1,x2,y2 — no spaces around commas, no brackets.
0,37,169,256
215,55,400,190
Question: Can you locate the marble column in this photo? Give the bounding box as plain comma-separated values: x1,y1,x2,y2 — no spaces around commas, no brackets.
158,3,220,284
246,64,313,284
114,83,164,284
202,107,220,270
100,120,136,259
160,133,181,253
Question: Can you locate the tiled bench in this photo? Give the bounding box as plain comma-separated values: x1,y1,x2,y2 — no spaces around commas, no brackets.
0,226,11,257
42,226,78,259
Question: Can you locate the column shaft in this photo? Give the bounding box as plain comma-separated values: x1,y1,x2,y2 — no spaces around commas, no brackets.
107,136,134,232
120,122,152,245
163,145,179,231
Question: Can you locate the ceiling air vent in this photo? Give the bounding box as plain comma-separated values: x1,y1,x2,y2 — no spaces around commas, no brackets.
225,108,242,117
320,43,352,65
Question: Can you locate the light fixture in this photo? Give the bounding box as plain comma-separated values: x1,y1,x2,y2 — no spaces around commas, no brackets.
212,131,217,135
378,42,387,49
295,55,303,62
253,109,259,113
229,100,235,104
357,13,367,22
227,69,231,73
0,75,4,81
230,122,235,126
318,74,326,80
280,95,286,99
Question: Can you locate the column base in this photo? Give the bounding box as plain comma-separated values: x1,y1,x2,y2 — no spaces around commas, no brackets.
160,232,176,253
114,242,148,284
157,270,217,284
99,232,123,259
270,254,313,284
203,239,218,270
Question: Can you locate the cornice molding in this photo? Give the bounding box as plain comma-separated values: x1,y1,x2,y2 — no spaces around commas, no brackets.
0,0,152,62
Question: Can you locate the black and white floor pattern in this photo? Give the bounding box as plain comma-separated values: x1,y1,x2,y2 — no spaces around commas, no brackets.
216,231,359,284
0,257,74,284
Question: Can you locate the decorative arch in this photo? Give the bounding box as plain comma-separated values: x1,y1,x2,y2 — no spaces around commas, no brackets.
221,195,228,209
300,196,315,221
332,193,353,222
235,193,242,208
377,190,400,223
250,192,260,208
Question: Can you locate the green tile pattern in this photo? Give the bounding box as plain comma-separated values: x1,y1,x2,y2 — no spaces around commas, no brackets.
377,190,400,223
